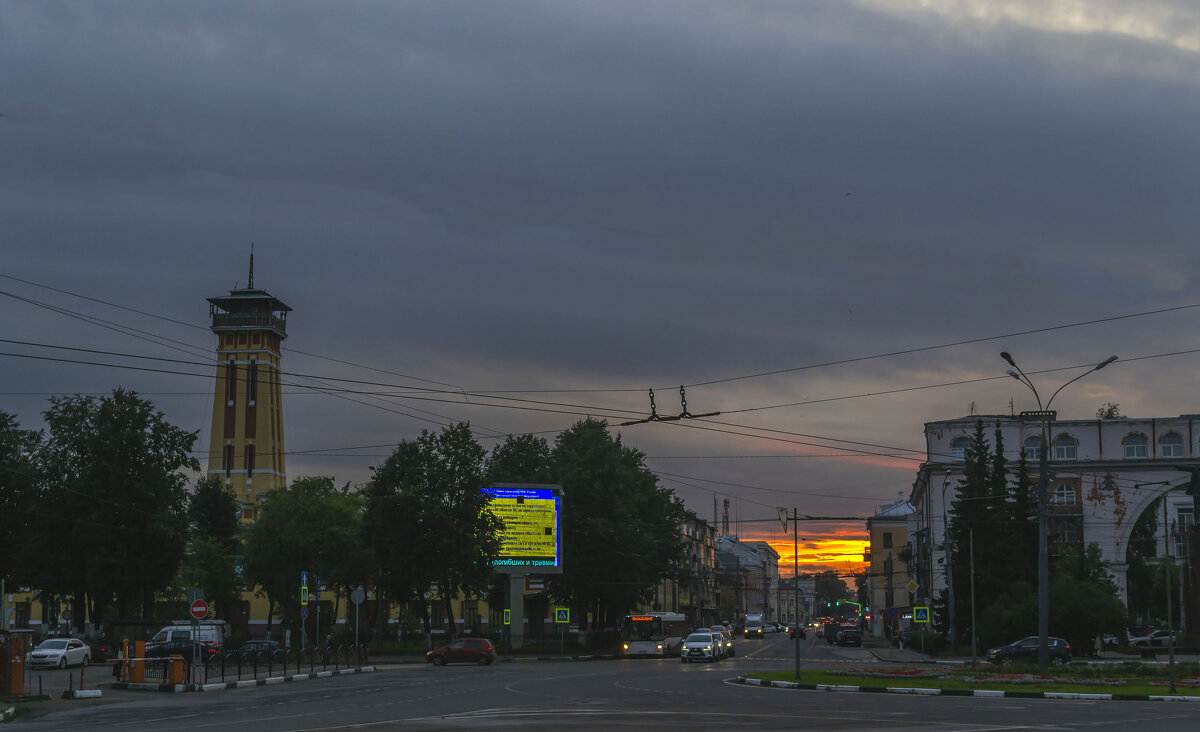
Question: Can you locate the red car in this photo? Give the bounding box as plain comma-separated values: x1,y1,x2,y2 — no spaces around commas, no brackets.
426,638,496,666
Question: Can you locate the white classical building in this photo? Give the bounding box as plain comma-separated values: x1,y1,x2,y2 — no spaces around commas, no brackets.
909,414,1200,609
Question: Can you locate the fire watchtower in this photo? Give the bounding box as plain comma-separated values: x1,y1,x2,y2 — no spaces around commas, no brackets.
206,259,291,520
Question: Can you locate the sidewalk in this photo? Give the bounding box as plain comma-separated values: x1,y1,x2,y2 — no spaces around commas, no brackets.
864,639,938,664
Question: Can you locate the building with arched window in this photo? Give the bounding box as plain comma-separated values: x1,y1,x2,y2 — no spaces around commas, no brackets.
911,414,1200,613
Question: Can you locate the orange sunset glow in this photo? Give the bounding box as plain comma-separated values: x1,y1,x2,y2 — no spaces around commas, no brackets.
742,521,869,577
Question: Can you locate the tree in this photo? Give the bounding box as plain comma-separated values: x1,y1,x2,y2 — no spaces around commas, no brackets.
0,412,41,590
483,434,552,486
180,477,242,620
946,420,993,646
35,389,198,624
244,476,367,642
811,570,850,612
366,423,503,636
1097,403,1124,419
546,419,688,629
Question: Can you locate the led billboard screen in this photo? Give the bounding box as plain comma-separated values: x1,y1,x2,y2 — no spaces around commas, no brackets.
484,483,562,573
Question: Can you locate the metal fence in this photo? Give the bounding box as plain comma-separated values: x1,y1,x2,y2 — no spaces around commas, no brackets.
197,644,369,684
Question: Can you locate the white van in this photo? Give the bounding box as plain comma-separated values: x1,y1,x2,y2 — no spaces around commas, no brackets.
149,620,227,646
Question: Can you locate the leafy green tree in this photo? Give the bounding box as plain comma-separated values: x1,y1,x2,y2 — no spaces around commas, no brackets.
1097,403,1124,419
190,476,241,550
0,412,41,589
180,477,242,620
483,434,553,485
244,476,367,642
362,441,428,645
35,389,198,623
982,574,1126,654
946,420,993,646
546,419,687,628
1049,573,1127,653
366,424,502,635
811,569,850,609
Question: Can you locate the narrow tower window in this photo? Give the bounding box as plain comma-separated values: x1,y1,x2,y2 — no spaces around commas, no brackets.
223,444,233,479
226,361,237,405
245,443,255,483
248,360,257,405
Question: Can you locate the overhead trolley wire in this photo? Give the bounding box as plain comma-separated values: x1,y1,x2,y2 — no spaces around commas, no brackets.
681,301,1200,388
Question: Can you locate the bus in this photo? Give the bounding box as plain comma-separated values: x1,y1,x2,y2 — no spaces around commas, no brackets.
620,612,690,657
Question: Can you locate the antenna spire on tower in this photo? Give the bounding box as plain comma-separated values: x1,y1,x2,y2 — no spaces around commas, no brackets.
248,243,255,289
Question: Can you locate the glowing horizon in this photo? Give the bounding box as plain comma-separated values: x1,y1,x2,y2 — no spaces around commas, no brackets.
735,521,869,577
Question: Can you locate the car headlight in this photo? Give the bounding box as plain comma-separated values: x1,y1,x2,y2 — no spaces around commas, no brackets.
656,644,663,650
704,645,712,651
681,644,689,652
622,643,629,649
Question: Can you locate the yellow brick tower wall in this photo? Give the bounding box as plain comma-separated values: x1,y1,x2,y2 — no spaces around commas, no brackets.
207,309,288,520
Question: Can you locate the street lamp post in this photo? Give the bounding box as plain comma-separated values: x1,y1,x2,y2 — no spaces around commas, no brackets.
1000,352,1117,670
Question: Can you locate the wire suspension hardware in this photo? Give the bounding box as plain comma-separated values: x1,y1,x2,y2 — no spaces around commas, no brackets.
621,386,720,426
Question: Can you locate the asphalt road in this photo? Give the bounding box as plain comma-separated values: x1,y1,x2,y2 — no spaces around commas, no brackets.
11,632,1200,731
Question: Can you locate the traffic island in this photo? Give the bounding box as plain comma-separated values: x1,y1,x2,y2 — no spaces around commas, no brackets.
736,664,1200,702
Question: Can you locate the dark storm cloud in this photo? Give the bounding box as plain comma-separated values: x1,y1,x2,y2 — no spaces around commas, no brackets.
3,1,1200,519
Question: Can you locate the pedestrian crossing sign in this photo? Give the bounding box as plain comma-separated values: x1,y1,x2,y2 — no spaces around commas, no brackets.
503,609,511,626
913,607,930,623
555,607,569,624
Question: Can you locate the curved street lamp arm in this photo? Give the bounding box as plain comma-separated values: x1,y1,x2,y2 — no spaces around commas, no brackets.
1046,356,1118,409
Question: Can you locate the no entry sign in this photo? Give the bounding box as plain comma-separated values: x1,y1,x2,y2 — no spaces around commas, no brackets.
190,599,209,620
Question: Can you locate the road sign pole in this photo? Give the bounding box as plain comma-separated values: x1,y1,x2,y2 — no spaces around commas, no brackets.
300,571,308,653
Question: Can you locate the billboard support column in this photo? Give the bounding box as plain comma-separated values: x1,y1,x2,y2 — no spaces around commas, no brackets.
508,574,525,650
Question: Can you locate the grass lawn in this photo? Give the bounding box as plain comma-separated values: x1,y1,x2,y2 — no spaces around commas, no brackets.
749,667,1200,697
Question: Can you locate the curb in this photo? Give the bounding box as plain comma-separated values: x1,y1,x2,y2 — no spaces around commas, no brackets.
110,682,187,693
60,689,103,699
114,666,375,693
734,675,1200,702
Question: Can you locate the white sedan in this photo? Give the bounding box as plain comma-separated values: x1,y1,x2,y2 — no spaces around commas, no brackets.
27,638,91,669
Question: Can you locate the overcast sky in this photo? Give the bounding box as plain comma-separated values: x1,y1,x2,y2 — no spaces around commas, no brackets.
3,1,1199,571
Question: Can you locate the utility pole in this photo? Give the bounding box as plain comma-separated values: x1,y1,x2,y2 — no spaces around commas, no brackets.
779,507,801,679
1002,351,1116,670
1165,499,1176,693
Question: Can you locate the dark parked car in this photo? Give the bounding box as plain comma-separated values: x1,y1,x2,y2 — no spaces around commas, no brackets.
835,627,861,647
145,639,220,663
426,638,495,666
238,639,285,656
985,636,1071,665
84,638,113,663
